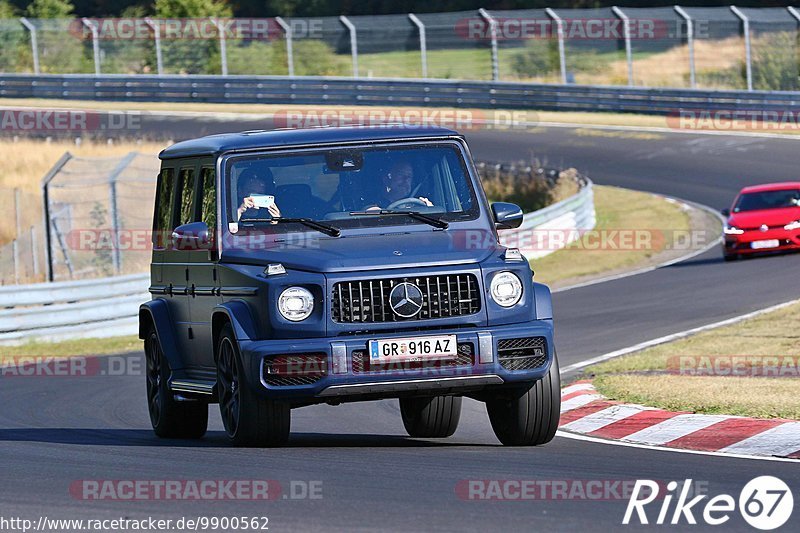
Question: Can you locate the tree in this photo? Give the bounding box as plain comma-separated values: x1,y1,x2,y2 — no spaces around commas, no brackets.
25,0,75,18
154,0,232,18
0,0,17,18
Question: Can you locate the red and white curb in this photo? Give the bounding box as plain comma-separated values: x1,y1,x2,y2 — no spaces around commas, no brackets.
559,382,800,460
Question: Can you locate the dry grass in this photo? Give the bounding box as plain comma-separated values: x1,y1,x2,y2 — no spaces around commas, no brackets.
0,335,141,360
594,374,800,419
531,185,691,286
0,138,165,193
587,300,800,419
576,37,745,88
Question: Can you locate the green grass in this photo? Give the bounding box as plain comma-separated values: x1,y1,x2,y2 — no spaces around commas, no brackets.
585,300,800,419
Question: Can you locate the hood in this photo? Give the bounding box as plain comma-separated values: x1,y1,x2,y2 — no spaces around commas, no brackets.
729,206,800,229
221,228,500,272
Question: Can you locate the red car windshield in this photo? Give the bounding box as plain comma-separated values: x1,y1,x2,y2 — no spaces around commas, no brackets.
734,189,800,212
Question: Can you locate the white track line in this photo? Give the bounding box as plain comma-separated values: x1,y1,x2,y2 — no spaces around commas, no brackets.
561,404,646,434
622,414,731,445
555,431,800,463
720,423,800,457
561,298,800,374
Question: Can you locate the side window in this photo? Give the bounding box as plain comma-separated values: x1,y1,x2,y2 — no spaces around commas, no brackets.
177,167,197,225
153,168,175,249
200,167,216,229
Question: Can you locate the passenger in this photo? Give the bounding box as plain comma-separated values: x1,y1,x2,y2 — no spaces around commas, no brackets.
236,168,282,220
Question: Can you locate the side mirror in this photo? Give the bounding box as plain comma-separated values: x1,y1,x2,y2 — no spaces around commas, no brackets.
172,221,213,251
721,208,730,217
492,202,524,230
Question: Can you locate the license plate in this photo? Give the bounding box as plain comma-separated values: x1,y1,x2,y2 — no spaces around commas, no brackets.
368,334,457,364
751,239,780,250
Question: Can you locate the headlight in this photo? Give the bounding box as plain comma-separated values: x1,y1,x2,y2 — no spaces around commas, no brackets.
724,225,744,235
278,287,314,321
784,220,800,231
489,271,523,307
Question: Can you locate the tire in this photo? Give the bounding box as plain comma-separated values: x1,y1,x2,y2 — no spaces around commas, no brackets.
216,324,290,447
144,326,208,439
400,395,462,438
486,353,561,446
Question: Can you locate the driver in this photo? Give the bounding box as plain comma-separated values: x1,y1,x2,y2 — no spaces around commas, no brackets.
367,161,432,211
236,168,282,221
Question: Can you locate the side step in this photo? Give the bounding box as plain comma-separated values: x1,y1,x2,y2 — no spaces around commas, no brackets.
170,379,215,395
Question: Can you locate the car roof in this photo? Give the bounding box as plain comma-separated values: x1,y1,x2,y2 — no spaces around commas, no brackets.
739,182,800,194
159,125,463,160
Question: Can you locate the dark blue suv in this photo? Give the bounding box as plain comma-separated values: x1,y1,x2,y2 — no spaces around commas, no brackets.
139,125,560,447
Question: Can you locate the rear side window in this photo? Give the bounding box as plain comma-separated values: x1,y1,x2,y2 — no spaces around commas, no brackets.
200,167,216,229
177,167,198,225
153,168,175,249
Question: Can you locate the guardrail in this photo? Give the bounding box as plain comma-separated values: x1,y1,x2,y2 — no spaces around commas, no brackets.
500,177,595,260
2,74,800,116
0,273,148,345
0,179,593,344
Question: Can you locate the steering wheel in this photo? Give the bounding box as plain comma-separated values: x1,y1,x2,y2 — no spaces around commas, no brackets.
387,197,428,210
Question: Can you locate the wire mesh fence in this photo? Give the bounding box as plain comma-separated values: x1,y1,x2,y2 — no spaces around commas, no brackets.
4,6,797,90
0,152,165,285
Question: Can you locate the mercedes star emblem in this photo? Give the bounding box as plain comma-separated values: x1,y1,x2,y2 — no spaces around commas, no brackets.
389,282,424,318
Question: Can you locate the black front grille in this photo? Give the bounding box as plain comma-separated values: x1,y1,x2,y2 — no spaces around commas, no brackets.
332,274,480,323
352,342,474,373
498,337,548,371
263,354,328,387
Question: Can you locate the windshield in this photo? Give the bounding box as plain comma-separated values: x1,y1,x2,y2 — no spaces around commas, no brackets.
225,143,479,232
734,189,800,212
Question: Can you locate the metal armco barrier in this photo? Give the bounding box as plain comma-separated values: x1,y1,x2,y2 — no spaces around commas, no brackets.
0,273,148,345
500,178,595,260
3,74,800,116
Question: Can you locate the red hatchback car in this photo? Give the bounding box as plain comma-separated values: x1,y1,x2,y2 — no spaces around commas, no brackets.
723,182,800,261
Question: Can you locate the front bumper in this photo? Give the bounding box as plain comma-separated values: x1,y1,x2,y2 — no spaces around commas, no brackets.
724,229,800,255
238,320,554,401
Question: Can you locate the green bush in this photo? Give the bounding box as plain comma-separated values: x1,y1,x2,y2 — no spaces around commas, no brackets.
477,161,581,213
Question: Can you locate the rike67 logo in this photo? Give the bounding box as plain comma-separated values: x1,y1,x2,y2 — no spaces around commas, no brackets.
624,477,793,530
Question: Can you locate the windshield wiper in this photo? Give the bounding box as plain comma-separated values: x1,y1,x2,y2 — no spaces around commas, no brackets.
348,210,449,230
240,217,341,237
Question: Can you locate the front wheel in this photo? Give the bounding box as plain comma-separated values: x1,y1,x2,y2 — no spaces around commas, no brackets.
216,324,290,447
144,326,208,439
486,353,561,446
400,395,462,438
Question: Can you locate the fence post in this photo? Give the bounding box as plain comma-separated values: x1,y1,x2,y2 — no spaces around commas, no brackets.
210,18,228,76
14,188,22,241
478,9,499,81
408,13,428,78
545,8,567,84
19,18,40,75
41,152,73,282
674,6,696,89
82,18,101,75
275,17,294,76
108,152,137,275
730,6,753,91
12,240,19,284
612,6,634,86
339,16,358,78
31,226,39,277
144,18,163,75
